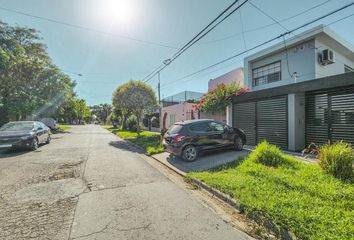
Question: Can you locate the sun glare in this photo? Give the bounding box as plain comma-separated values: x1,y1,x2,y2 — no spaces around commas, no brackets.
104,0,135,25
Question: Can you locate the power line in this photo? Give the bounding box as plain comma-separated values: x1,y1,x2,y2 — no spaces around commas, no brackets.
143,0,249,83
160,58,244,90
250,1,353,72
238,3,247,49
202,0,332,44
143,0,246,82
160,3,354,88
248,1,289,32
142,0,244,82
248,1,294,78
0,6,178,50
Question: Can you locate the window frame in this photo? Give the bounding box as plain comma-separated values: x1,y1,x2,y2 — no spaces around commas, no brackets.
252,61,282,87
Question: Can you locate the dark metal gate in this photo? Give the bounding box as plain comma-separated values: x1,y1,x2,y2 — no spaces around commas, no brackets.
233,101,256,145
233,96,288,149
306,86,354,145
257,96,288,149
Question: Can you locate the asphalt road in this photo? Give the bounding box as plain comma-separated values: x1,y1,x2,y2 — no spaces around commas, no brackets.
0,125,252,240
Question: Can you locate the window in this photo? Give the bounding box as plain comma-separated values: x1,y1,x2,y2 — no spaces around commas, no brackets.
345,64,354,73
252,61,281,86
189,122,210,132
169,114,176,126
209,122,224,133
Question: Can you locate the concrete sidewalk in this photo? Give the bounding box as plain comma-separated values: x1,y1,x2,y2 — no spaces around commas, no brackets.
152,149,249,175
151,145,317,176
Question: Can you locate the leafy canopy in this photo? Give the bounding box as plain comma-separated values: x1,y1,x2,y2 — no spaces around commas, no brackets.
112,80,157,121
0,21,77,124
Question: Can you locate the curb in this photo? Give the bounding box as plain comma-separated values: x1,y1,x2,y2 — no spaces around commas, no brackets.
187,178,244,211
149,154,187,177
187,177,297,240
104,126,297,239
124,139,146,153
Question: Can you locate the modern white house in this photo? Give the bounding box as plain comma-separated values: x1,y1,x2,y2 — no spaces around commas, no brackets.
231,25,354,151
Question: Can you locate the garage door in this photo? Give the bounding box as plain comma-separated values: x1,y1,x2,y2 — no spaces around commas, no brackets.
306,87,354,145
257,96,288,149
233,96,288,149
233,101,256,145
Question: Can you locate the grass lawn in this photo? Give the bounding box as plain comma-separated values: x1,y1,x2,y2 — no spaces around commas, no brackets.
187,150,354,240
57,125,71,131
108,127,164,155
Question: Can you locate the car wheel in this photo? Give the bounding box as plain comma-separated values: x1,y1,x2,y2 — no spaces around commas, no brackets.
32,138,39,150
183,145,198,162
46,135,51,144
234,137,243,151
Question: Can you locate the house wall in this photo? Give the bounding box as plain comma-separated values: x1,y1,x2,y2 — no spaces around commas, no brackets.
208,68,244,90
199,110,226,123
244,40,316,91
161,102,196,129
315,37,354,78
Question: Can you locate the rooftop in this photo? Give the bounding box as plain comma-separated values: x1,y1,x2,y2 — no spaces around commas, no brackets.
245,25,354,62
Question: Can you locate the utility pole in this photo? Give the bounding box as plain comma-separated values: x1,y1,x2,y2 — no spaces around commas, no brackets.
158,71,161,105
158,71,162,131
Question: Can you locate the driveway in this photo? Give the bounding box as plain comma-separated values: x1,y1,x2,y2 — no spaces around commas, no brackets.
0,125,252,240
152,149,249,175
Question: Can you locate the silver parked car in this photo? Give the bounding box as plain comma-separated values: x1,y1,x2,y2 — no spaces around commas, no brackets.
40,118,58,130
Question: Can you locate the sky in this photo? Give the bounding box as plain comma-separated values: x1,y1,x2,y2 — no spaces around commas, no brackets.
0,0,353,105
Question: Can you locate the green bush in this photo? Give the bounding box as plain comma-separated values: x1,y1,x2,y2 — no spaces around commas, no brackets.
250,141,286,167
126,115,139,132
318,142,354,181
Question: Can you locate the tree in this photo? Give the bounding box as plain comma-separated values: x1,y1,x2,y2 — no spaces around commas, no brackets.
90,103,112,124
112,81,157,127
74,99,91,124
0,21,76,125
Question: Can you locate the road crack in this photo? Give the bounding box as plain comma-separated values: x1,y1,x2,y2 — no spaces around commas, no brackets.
71,221,111,240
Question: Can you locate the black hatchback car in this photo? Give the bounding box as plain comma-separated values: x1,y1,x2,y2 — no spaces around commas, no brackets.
0,121,51,151
163,119,246,161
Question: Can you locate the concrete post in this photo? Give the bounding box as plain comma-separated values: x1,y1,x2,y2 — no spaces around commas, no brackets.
226,104,233,126
288,93,306,151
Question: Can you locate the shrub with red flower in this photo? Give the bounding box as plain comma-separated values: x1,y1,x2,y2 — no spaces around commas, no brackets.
192,82,249,112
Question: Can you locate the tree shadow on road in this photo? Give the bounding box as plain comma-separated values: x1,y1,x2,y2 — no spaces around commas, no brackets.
108,140,144,154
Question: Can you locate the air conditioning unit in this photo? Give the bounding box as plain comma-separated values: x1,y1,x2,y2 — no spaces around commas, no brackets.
321,49,335,65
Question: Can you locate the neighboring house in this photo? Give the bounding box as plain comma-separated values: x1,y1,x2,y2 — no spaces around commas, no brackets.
201,68,244,122
208,67,244,90
161,91,203,129
231,25,354,151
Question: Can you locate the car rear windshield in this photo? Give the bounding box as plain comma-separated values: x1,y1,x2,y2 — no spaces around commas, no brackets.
0,122,34,131
167,124,183,135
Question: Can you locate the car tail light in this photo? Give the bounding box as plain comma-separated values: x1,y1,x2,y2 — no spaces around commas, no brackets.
174,135,185,143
